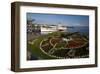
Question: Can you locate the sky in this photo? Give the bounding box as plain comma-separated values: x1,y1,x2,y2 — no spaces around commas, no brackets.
27,13,89,27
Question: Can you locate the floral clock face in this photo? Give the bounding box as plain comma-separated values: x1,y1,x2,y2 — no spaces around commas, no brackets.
40,32,89,59
28,32,89,59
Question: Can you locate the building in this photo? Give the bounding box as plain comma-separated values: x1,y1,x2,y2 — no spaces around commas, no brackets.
27,21,67,34
40,24,67,34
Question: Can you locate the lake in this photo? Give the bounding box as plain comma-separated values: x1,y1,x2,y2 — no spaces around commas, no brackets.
67,26,89,34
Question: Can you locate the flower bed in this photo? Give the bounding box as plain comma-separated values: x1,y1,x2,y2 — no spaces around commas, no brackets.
30,32,89,59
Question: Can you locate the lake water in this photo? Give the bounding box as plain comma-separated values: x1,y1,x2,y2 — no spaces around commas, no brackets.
67,26,89,34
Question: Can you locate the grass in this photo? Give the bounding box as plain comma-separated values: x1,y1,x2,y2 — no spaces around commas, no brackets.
28,33,57,59
55,41,66,49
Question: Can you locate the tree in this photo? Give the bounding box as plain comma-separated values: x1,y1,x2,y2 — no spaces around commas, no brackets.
27,19,35,25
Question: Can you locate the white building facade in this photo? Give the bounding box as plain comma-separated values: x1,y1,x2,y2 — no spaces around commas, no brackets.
40,24,67,34
27,21,67,34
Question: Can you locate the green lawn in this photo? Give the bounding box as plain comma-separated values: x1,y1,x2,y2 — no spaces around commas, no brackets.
55,41,66,49
28,33,57,59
